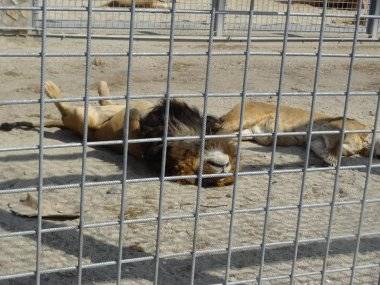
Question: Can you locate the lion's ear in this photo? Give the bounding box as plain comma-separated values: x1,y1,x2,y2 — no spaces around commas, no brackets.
206,115,221,134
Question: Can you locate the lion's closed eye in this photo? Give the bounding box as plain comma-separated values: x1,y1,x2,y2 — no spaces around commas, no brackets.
207,160,230,168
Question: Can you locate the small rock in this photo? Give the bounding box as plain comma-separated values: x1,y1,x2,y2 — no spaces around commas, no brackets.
32,84,40,94
92,58,106,67
129,243,145,252
106,187,121,194
338,188,348,198
4,70,21,77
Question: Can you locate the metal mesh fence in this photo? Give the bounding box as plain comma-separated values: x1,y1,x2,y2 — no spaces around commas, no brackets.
27,0,379,36
0,0,380,284
225,0,371,34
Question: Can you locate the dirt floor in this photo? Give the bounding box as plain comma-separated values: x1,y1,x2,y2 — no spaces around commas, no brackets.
0,36,379,284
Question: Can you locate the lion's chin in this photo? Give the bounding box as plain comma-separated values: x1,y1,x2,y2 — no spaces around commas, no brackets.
174,174,234,188
199,176,234,188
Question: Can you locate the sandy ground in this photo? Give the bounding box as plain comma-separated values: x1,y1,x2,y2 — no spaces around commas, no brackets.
0,36,380,284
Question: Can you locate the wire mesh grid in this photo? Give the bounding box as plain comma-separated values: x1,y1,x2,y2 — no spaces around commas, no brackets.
31,0,213,35
224,0,372,34
27,0,378,36
0,0,380,284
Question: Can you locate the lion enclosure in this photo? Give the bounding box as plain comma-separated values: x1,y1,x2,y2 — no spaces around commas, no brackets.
0,0,380,284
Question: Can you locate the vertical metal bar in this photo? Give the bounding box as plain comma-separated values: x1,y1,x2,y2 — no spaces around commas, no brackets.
257,0,292,284
153,0,177,284
289,1,328,284
116,0,136,284
77,0,93,283
349,94,380,284
320,1,364,284
224,0,255,283
367,0,380,38
35,0,47,283
213,0,226,37
189,7,215,285
31,0,39,32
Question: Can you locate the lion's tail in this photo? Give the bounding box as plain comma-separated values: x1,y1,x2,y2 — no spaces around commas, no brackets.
44,81,72,117
0,119,64,132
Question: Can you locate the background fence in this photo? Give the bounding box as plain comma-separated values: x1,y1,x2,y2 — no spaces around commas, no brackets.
28,0,380,37
0,0,380,284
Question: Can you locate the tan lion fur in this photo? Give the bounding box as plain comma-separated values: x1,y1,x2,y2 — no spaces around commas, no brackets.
44,80,153,158
216,101,379,166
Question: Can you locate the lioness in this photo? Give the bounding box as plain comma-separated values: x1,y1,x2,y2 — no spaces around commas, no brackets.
215,101,380,166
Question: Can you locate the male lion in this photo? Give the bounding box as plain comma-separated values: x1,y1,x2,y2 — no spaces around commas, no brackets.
215,101,380,166
42,81,236,187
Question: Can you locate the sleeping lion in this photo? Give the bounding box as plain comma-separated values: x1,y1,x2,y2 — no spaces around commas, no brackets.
42,81,236,187
215,101,380,167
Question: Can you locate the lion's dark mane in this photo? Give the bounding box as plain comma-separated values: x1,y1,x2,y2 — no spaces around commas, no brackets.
139,99,220,172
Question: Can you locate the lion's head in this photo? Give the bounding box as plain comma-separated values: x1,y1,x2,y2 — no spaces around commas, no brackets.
139,100,236,187
167,137,236,187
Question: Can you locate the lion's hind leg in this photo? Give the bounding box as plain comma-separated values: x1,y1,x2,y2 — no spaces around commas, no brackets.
310,137,338,167
44,81,105,136
45,81,74,116
97,81,114,106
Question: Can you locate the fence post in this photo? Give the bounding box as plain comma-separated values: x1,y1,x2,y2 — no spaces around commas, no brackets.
31,0,39,33
212,0,225,37
367,0,380,38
